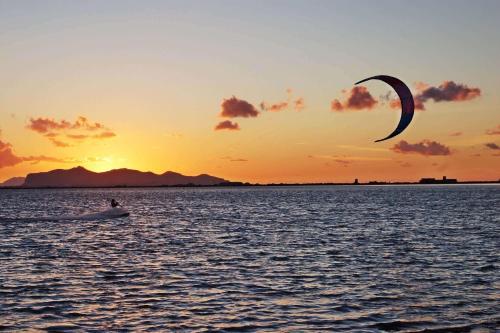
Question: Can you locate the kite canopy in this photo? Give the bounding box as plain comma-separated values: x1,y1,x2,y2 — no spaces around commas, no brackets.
355,75,415,142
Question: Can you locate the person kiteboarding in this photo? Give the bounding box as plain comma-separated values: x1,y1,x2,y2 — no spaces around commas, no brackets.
110,199,120,208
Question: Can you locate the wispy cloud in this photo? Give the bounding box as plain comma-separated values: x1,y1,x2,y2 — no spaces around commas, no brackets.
221,156,248,162
27,116,116,147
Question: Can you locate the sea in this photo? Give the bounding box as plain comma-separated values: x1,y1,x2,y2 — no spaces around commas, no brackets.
0,185,498,332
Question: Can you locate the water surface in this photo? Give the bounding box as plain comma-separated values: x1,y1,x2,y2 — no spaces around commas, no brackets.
1,185,499,332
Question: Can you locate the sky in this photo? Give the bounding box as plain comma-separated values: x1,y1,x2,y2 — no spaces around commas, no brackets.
1,0,499,183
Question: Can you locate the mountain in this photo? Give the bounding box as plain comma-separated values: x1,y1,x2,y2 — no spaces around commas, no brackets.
0,177,26,187
23,166,228,188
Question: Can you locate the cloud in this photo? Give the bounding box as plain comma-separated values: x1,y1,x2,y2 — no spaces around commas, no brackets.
27,116,116,147
260,91,305,112
391,140,452,156
0,140,23,168
388,81,479,111
449,131,463,137
333,159,351,166
67,134,89,140
389,98,425,111
221,156,248,162
294,97,305,111
0,139,67,168
27,118,73,133
22,155,68,165
220,97,259,118
214,120,240,131
485,142,499,150
49,138,71,147
331,86,377,112
260,101,288,112
417,81,480,104
72,116,105,131
486,125,500,135
92,131,116,139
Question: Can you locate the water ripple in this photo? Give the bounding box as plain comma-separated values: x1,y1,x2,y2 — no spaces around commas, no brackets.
0,185,499,331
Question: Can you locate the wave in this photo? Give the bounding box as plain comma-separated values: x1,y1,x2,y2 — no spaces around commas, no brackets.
0,207,130,222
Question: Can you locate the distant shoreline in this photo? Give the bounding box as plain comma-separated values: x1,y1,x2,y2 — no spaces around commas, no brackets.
0,180,498,190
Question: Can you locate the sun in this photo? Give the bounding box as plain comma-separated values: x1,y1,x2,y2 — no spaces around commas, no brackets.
83,156,121,173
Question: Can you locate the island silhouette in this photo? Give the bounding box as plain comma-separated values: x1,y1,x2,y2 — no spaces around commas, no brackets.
3,166,228,188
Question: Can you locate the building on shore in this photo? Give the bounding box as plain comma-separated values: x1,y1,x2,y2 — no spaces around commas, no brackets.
419,176,458,184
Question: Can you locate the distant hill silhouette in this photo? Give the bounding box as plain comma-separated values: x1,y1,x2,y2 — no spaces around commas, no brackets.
22,166,227,188
0,177,26,187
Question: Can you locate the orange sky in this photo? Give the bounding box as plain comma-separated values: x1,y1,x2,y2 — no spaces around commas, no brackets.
1,1,499,183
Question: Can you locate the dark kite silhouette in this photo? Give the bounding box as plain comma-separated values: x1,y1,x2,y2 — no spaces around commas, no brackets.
355,75,415,142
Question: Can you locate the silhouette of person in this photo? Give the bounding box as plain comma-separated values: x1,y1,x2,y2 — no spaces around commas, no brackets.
110,199,120,208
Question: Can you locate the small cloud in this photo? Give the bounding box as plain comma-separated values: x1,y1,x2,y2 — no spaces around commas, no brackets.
485,142,499,150
379,91,393,103
391,140,452,156
294,97,305,111
214,120,240,131
49,137,71,147
331,86,377,112
485,125,500,136
67,134,89,140
449,131,462,137
220,96,259,118
395,161,412,168
221,156,248,162
389,98,425,111
93,131,116,139
260,88,305,112
260,101,288,112
333,159,351,167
